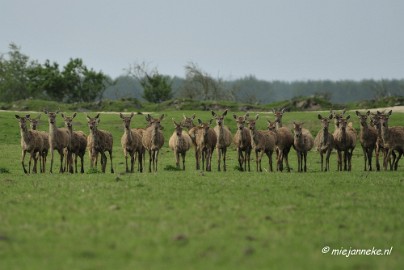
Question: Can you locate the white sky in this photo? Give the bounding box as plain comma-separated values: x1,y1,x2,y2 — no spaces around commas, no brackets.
1,0,404,81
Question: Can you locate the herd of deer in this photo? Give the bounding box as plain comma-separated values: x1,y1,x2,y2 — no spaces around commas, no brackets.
15,108,403,174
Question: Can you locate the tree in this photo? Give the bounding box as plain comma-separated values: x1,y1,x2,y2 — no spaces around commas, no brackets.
62,58,109,103
0,43,38,101
26,60,65,101
179,62,233,101
128,62,173,103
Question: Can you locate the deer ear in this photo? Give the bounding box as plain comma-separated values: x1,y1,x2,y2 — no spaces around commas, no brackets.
355,111,360,116
120,113,124,119
95,113,100,119
197,119,203,125
43,109,48,114
61,113,65,118
223,109,228,116
233,114,237,119
25,114,31,119
160,114,165,121
245,113,249,119
72,113,77,118
281,107,286,113
346,115,351,120
272,108,276,113
211,111,216,117
328,114,333,120
15,115,21,119
318,114,322,120
366,111,370,116
255,114,259,120
191,114,196,120
130,112,134,118
388,110,392,116
209,119,214,125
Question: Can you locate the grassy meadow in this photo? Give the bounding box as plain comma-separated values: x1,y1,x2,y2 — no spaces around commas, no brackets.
0,109,403,270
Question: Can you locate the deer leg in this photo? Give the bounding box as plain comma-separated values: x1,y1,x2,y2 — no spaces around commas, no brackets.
283,149,290,172
303,152,308,172
394,151,401,170
109,150,114,173
217,147,221,172
367,147,373,171
182,152,186,170
175,150,180,169
223,148,227,172
238,149,244,172
267,151,273,172
130,153,135,173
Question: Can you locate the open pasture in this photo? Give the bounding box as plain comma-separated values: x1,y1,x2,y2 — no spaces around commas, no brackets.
0,109,403,269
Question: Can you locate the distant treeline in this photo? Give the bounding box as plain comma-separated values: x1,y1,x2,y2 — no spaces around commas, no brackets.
104,75,404,104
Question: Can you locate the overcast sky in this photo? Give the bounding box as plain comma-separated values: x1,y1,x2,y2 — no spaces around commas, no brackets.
1,0,404,81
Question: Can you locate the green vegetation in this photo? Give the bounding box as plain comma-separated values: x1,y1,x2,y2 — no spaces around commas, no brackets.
0,109,403,269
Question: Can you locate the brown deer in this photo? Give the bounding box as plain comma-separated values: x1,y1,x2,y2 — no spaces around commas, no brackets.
211,109,232,171
86,114,114,173
181,114,201,169
378,110,404,171
192,119,217,171
169,119,192,170
142,114,165,172
370,112,401,170
62,113,87,173
293,122,314,172
44,110,72,173
248,115,276,172
314,114,334,172
15,115,43,174
271,108,294,172
120,112,144,173
233,113,252,171
356,111,377,171
27,114,49,173
332,115,356,171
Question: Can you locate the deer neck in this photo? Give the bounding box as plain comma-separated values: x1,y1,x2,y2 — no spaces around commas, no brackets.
381,124,389,142
322,128,329,143
151,126,160,145
20,125,31,142
217,124,225,144
49,122,59,138
125,127,133,142
275,121,282,129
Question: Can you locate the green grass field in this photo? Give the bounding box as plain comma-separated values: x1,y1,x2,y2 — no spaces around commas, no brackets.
0,109,403,270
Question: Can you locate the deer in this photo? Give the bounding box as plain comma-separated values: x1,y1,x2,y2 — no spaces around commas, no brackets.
332,115,356,171
232,113,252,171
370,112,401,171
271,107,294,172
27,114,49,173
248,115,276,172
378,110,404,171
169,119,192,170
62,113,87,173
181,113,201,169
314,114,334,172
355,111,377,171
211,109,232,171
142,114,165,172
193,119,217,171
293,122,314,172
44,110,72,173
120,112,144,173
86,113,114,173
15,114,43,174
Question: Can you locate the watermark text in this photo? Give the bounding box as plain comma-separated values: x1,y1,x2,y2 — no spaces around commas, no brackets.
322,246,393,257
